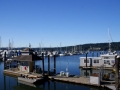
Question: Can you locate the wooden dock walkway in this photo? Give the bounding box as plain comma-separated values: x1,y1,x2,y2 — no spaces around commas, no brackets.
3,69,114,90
3,69,43,77
49,74,104,87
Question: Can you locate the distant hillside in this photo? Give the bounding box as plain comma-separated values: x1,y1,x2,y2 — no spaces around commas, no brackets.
59,42,120,51
1,42,120,51
80,42,120,51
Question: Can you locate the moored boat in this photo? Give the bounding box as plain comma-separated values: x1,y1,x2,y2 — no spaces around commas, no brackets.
18,74,43,84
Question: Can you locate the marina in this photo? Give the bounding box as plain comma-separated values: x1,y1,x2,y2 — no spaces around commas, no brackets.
0,38,118,90
1,47,117,90
0,0,120,90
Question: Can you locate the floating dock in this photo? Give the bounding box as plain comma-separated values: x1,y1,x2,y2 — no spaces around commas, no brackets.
48,74,113,89
3,69,114,90
3,69,44,78
79,66,114,70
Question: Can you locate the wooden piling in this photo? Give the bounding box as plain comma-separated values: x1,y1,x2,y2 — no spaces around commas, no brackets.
54,55,56,74
97,53,98,57
54,81,56,90
4,76,6,90
42,53,44,75
86,53,87,67
86,53,88,77
48,81,50,90
48,55,50,75
4,52,6,69
115,55,120,89
17,51,18,56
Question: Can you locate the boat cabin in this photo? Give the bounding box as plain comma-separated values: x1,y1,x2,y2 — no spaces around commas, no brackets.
80,53,116,68
80,57,102,67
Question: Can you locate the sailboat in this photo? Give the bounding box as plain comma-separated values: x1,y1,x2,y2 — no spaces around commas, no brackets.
79,28,117,68
58,42,64,56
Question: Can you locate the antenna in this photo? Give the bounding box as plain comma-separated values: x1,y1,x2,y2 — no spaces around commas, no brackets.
0,37,1,50
12,38,14,49
8,39,11,50
108,28,111,52
108,28,110,52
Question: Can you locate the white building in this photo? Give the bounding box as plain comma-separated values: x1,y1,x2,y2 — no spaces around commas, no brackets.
80,52,116,68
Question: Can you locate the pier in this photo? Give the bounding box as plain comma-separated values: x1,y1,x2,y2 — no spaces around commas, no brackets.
3,69,113,90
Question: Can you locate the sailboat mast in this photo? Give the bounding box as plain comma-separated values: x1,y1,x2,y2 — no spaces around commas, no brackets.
0,37,1,50
108,28,111,52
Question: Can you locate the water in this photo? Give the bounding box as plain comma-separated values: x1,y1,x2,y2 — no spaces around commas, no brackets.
36,55,81,75
0,51,109,90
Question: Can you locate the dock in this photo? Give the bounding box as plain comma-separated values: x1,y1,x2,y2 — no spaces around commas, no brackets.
3,69,44,77
3,69,114,90
79,66,114,70
49,74,107,88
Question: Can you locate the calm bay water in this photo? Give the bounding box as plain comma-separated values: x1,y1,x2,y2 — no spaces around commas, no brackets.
0,51,108,90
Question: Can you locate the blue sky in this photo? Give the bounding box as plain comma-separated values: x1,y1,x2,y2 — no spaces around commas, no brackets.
0,0,120,47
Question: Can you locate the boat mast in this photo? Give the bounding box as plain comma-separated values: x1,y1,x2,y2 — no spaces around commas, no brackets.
8,39,11,50
12,38,13,50
0,37,1,50
108,28,111,53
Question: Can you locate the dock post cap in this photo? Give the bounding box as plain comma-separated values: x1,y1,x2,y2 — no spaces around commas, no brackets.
117,55,120,58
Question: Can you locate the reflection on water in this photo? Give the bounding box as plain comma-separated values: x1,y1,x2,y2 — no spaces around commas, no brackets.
3,76,106,90
80,68,115,81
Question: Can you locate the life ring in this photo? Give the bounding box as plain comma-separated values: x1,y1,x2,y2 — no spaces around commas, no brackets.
24,66,27,70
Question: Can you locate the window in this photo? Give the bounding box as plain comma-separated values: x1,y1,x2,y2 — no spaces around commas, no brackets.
104,60,110,64
111,60,115,65
84,72,89,76
111,74,115,78
104,57,109,59
84,59,89,63
94,60,99,63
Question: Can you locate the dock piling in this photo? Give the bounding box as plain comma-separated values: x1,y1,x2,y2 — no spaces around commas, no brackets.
48,55,50,75
48,81,50,90
17,51,18,56
86,53,88,77
4,52,6,69
115,55,120,89
54,55,56,74
86,53,88,67
42,53,44,76
54,81,56,90
97,53,98,57
4,76,6,90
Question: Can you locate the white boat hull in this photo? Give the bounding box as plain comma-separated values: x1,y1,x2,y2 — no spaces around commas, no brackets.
18,77,43,83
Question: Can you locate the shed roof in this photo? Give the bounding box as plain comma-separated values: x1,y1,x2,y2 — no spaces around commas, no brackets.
21,48,34,52
13,54,43,61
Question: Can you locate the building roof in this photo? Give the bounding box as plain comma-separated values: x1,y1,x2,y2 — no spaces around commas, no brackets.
21,48,34,52
80,57,101,59
13,54,43,61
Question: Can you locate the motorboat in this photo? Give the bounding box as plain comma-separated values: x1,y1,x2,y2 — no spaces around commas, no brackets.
18,74,44,84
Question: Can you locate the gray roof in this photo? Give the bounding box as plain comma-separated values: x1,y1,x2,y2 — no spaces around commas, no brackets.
13,54,43,61
21,48,34,52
